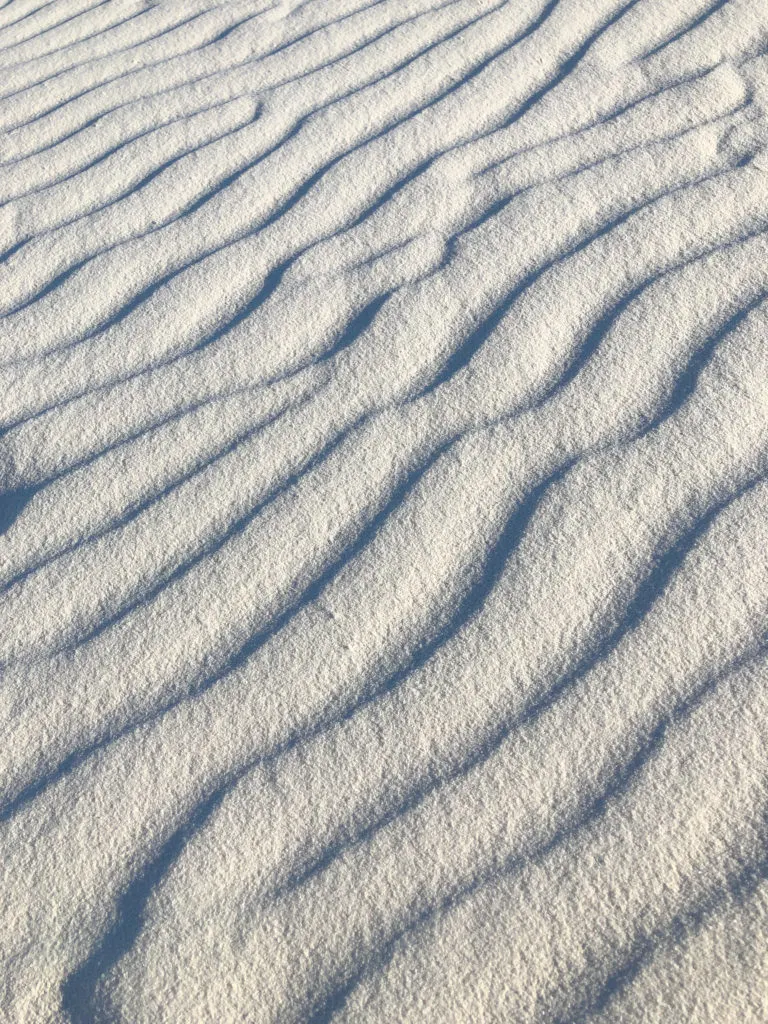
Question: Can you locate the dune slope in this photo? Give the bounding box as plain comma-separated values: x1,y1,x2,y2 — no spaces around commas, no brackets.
1,0,768,1021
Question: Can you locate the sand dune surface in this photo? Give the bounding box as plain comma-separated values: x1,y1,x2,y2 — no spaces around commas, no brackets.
1,0,768,1020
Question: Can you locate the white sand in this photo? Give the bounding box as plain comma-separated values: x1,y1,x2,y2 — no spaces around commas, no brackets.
1,0,768,1020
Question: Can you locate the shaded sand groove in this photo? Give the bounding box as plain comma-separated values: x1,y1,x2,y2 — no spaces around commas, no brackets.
2,1,768,1021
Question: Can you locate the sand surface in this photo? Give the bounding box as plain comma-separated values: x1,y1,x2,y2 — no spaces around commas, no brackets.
1,0,768,1020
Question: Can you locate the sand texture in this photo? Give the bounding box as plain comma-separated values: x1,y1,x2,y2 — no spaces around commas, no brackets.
1,0,768,1020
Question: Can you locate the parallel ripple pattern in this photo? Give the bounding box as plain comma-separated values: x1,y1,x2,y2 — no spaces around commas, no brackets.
1,0,768,1020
